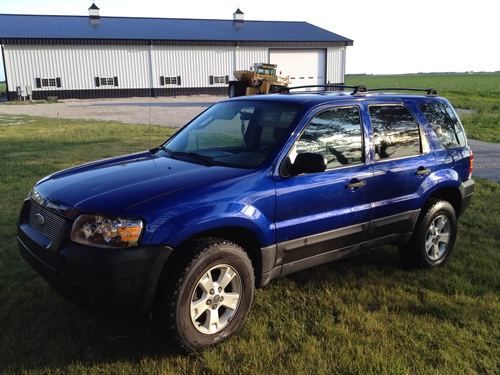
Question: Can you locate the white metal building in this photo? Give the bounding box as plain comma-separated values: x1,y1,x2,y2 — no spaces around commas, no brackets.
0,4,352,100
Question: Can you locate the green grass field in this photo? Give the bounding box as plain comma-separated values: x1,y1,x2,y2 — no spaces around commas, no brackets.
0,82,6,95
346,73,500,142
0,115,499,374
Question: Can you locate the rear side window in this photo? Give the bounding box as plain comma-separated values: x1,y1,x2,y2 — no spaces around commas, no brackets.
419,102,466,149
369,105,421,161
294,106,364,169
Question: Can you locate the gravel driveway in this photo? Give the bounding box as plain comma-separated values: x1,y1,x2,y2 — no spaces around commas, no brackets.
0,96,498,181
468,139,500,182
0,96,222,128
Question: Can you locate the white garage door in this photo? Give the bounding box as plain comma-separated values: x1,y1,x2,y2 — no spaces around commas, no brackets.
270,49,326,90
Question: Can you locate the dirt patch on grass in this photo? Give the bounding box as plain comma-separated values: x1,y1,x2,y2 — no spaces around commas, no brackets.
0,115,36,125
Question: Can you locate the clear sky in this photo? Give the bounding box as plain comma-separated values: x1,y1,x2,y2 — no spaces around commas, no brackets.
1,0,499,81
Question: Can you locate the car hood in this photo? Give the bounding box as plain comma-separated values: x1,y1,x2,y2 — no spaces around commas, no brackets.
34,150,249,216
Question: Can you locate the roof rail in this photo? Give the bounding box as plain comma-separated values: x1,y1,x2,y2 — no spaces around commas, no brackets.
280,84,367,95
366,87,438,95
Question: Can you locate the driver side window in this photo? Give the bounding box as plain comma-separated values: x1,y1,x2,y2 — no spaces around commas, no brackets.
292,106,364,169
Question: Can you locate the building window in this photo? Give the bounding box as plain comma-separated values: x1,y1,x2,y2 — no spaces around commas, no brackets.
100,78,114,86
166,76,177,85
36,77,61,88
41,78,56,87
209,75,229,85
213,76,226,84
95,76,118,87
160,76,181,86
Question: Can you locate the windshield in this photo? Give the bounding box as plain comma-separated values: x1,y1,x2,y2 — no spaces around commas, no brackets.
164,100,302,168
256,68,276,76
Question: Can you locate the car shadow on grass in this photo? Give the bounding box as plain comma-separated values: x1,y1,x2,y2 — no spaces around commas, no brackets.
281,245,498,326
2,245,493,373
281,243,496,304
2,248,404,372
1,289,184,373
0,247,417,373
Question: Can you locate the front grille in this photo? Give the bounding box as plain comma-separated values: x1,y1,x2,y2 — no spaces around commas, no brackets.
28,200,66,241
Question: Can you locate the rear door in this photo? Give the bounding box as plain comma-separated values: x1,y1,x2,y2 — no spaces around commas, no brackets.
365,102,436,238
274,105,373,270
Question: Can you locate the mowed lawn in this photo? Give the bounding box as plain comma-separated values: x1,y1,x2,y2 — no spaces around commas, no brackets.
346,73,500,143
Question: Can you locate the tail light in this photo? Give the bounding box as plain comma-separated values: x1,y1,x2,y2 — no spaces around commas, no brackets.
468,148,474,180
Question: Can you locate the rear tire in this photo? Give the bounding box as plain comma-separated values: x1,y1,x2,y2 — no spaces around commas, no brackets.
155,238,255,351
228,81,247,97
399,199,457,268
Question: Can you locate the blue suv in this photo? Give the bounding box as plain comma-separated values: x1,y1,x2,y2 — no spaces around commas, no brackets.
18,86,475,351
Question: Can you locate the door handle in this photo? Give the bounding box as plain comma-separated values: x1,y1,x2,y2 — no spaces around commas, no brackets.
346,178,367,189
415,166,431,176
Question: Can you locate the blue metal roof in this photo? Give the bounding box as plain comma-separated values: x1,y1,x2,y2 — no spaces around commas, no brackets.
0,14,352,44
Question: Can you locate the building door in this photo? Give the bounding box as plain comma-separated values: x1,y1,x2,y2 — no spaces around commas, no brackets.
270,49,326,89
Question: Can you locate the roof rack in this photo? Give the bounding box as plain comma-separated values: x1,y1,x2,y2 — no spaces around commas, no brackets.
366,87,438,95
278,85,437,96
281,84,367,95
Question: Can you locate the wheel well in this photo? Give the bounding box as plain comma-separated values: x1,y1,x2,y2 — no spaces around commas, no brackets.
180,227,263,288
151,227,264,314
428,187,462,216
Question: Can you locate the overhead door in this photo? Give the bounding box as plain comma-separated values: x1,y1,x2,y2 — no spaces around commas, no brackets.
270,49,326,89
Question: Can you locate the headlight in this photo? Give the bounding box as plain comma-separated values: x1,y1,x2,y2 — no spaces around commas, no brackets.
29,187,45,206
71,214,144,248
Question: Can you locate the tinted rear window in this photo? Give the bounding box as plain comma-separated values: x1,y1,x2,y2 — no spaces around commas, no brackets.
419,102,466,149
369,105,421,160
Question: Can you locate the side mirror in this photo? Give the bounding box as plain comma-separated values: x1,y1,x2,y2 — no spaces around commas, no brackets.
292,153,327,175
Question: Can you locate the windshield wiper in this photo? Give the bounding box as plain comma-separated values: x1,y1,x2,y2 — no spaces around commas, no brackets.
163,148,230,167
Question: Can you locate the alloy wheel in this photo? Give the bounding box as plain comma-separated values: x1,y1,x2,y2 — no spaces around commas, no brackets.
190,264,242,334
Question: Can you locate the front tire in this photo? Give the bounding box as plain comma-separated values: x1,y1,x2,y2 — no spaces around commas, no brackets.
400,199,457,268
228,83,237,98
155,238,255,351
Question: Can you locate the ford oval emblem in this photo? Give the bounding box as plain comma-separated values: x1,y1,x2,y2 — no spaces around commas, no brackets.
35,213,45,226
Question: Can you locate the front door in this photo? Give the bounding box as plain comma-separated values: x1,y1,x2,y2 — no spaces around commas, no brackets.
274,105,373,271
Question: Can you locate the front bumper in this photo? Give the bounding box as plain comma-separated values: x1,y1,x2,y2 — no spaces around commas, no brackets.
18,221,173,316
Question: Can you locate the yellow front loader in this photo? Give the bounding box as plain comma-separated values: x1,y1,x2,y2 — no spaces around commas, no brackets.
228,63,290,97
